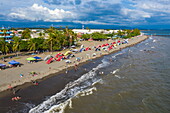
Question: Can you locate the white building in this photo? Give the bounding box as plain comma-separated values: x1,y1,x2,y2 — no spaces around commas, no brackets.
72,29,120,34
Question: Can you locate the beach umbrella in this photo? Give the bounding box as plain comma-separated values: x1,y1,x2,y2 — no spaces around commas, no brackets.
76,57,81,61
26,57,36,61
65,60,71,63
72,49,78,52
64,51,72,56
55,53,62,58
33,56,41,59
44,55,52,61
71,45,76,48
8,60,20,65
0,63,6,67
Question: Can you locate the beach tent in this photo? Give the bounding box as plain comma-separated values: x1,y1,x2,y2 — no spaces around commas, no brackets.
33,56,41,59
96,45,101,48
101,44,106,47
65,60,71,63
85,47,91,51
71,49,78,53
0,63,6,69
64,51,72,56
76,57,81,61
79,48,84,52
8,60,20,65
0,63,6,67
46,58,53,64
26,57,36,61
101,47,106,50
71,45,76,48
55,53,62,58
57,56,64,61
92,53,96,56
44,55,52,61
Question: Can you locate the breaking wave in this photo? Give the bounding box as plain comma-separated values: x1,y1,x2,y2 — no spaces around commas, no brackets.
29,57,109,113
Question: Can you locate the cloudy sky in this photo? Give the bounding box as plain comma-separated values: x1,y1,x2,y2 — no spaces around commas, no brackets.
0,0,170,29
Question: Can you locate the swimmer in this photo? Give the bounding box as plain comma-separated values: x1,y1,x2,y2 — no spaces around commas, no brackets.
99,72,104,74
12,96,21,101
32,80,39,85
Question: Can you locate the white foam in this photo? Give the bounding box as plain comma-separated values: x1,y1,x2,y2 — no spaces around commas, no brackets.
44,87,97,113
114,75,121,79
112,52,123,59
153,40,157,42
151,46,155,48
149,37,153,39
29,57,109,113
111,69,120,74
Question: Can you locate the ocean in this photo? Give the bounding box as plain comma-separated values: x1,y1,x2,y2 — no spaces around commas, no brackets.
0,31,170,113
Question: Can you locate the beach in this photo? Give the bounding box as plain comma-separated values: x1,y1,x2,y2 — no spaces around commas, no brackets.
0,35,148,93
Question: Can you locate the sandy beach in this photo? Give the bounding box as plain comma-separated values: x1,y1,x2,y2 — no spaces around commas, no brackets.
0,35,148,92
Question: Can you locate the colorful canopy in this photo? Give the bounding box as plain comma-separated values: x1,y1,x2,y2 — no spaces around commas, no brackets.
0,63,6,67
64,51,72,56
33,56,41,59
26,57,36,61
8,60,20,65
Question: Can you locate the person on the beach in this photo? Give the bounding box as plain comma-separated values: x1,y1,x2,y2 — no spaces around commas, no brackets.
8,85,13,91
74,63,78,71
31,80,39,85
12,88,16,95
12,96,21,101
20,74,23,77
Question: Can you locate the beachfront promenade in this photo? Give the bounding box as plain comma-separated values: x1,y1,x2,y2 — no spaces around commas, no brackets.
0,35,148,92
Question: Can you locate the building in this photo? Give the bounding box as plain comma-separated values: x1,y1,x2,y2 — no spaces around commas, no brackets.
0,27,14,42
72,29,120,34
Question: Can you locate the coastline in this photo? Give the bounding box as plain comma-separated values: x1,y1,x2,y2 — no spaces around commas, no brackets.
0,35,148,93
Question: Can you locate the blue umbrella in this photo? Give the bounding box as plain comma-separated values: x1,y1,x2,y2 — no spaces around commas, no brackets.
33,56,41,59
8,60,20,65
0,63,6,67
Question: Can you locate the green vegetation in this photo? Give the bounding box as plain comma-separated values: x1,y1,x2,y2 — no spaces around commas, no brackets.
0,27,77,54
80,29,141,40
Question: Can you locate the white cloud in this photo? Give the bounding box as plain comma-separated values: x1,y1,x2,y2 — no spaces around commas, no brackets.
122,8,151,19
73,20,109,25
9,3,76,22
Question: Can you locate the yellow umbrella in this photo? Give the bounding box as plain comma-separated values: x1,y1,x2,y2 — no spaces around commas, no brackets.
64,51,72,56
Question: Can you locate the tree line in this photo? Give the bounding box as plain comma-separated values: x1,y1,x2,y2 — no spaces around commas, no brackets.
81,29,141,40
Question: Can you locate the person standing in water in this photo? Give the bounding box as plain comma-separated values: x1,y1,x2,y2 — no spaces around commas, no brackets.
74,63,78,71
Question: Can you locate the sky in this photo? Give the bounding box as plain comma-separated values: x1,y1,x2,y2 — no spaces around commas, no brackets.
0,0,170,29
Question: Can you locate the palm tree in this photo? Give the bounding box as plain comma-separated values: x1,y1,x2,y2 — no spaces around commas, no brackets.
28,38,44,52
21,28,31,39
63,27,77,47
0,38,10,54
47,32,56,52
12,36,21,53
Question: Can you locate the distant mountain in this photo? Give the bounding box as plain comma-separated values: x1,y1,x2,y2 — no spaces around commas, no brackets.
1,21,169,30
0,21,132,29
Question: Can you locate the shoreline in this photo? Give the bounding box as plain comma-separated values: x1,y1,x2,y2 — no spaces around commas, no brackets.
0,35,149,93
